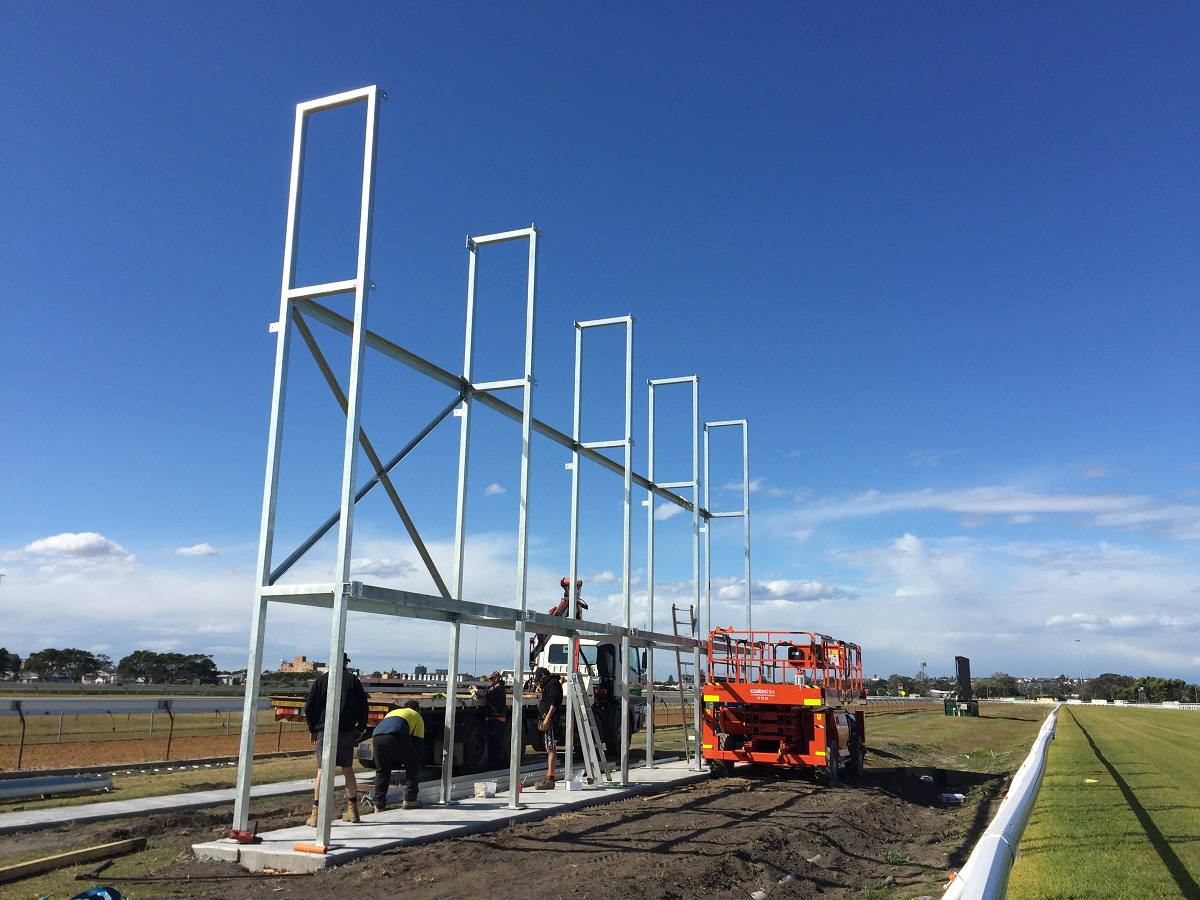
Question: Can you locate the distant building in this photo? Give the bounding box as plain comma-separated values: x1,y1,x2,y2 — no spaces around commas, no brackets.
280,655,322,674
82,673,123,685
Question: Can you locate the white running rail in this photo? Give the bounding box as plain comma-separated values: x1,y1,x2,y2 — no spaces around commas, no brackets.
944,705,1060,899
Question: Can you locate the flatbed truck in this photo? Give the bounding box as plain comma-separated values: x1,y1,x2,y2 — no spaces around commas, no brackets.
271,634,646,775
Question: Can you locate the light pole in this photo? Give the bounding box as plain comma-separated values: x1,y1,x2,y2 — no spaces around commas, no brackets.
1075,639,1083,698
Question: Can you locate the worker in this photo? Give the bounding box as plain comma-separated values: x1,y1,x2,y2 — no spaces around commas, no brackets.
482,670,508,771
533,666,562,790
304,653,369,825
370,699,424,812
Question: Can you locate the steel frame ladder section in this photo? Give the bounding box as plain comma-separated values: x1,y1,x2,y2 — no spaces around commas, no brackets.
563,316,634,786
566,672,613,785
704,419,751,630
233,85,384,847
647,375,703,770
450,226,541,810
672,603,699,763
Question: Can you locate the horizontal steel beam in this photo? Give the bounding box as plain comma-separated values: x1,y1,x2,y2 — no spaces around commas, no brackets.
297,85,380,115
469,226,538,246
259,582,700,652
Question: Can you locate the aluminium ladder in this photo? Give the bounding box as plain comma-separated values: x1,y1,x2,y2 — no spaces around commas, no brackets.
565,672,613,786
672,604,698,762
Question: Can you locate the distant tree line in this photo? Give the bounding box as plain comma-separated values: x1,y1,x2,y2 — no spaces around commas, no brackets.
0,647,23,679
866,670,1199,703
21,648,113,681
116,650,220,684
2,647,219,684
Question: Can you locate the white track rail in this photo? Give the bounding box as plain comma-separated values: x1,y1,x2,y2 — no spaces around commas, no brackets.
944,706,1060,899
1,696,270,716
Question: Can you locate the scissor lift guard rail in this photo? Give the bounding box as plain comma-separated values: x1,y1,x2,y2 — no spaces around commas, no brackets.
701,629,866,784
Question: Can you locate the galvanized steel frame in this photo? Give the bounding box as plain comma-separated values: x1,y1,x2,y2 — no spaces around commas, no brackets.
232,86,754,838
562,316,635,785
234,86,383,848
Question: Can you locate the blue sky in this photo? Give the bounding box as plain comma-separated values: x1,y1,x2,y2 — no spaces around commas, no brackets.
2,4,1197,683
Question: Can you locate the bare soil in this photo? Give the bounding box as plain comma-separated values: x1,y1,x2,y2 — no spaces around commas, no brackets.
2,739,1007,900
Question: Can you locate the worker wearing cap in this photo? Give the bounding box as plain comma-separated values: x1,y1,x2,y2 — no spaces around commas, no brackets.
482,670,508,770
533,666,562,789
303,653,369,825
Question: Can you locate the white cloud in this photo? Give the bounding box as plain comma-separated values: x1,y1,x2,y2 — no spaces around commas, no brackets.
806,530,1200,678
18,532,135,573
349,556,418,580
176,543,220,557
757,579,851,603
721,477,760,494
654,502,686,521
25,532,131,559
4,508,1197,684
907,449,962,469
1081,466,1112,479
484,483,506,496
769,485,1200,541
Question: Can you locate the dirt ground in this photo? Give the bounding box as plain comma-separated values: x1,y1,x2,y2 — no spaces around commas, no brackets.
2,750,1006,900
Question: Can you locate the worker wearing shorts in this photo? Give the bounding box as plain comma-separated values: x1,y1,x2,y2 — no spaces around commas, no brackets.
303,654,369,825
534,667,562,789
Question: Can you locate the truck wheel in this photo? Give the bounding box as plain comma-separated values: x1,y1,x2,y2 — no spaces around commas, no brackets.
460,720,489,774
603,722,626,759
822,741,840,787
708,759,733,778
356,741,377,770
601,711,636,758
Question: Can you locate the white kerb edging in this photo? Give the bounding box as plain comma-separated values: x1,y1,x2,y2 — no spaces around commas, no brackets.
944,705,1060,900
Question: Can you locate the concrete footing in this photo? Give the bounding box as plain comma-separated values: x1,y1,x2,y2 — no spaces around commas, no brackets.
192,759,706,873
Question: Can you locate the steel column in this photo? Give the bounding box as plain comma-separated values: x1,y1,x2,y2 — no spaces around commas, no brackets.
646,375,703,771
703,419,751,631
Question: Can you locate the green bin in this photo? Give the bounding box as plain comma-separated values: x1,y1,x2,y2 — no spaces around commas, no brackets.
944,699,979,717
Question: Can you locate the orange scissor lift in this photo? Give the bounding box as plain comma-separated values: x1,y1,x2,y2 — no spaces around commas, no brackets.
701,628,866,783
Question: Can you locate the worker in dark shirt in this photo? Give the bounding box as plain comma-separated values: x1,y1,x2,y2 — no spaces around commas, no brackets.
481,670,508,771
533,666,562,789
304,653,369,825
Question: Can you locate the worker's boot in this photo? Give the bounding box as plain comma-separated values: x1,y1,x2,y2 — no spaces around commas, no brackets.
402,797,423,810
372,796,388,814
343,797,361,823
535,776,556,790
304,804,319,827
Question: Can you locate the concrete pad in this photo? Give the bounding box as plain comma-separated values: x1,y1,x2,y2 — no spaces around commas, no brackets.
193,759,707,873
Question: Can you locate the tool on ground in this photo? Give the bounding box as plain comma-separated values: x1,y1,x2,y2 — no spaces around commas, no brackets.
73,859,114,881
229,820,261,844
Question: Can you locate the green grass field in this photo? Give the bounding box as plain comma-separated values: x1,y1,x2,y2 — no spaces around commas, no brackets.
866,702,1048,773
1008,706,1200,900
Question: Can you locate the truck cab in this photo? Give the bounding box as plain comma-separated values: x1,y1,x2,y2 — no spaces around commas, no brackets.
533,636,647,754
